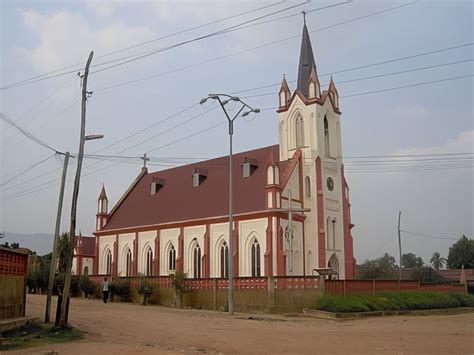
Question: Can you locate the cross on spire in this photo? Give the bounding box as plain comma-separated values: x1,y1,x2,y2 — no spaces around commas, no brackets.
141,153,150,168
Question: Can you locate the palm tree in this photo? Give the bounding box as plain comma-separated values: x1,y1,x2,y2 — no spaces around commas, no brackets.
430,252,447,270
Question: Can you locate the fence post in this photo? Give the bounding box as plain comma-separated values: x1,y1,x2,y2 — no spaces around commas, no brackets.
318,275,326,293
372,280,375,296
343,280,346,296
417,280,420,290
213,279,217,311
267,277,276,312
398,279,400,290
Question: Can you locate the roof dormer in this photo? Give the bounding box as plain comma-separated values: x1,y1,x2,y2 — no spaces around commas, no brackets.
151,177,165,195
242,157,258,178
192,168,208,187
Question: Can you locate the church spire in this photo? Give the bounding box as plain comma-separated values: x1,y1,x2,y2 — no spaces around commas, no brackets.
297,22,317,98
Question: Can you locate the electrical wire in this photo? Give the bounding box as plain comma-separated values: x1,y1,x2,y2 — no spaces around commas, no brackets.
0,154,56,188
400,230,459,241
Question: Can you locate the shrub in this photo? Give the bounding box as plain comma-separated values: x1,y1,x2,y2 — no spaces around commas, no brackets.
136,278,155,305
314,291,472,313
448,292,474,307
78,276,96,298
111,281,131,302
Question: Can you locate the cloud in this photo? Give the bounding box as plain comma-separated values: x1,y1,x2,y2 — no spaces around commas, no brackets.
85,1,115,18
21,9,155,73
349,130,473,263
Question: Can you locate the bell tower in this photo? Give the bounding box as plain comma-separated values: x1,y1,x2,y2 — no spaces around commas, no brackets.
277,20,352,278
96,184,108,231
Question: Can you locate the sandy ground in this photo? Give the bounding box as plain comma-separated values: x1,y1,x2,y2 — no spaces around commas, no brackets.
8,294,474,354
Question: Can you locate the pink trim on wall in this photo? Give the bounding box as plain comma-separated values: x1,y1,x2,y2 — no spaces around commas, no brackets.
203,224,210,278
154,231,160,276
264,216,273,276
315,156,326,268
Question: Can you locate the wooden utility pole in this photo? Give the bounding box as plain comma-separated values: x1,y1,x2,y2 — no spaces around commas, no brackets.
44,151,70,323
284,189,310,275
398,211,402,281
59,51,94,327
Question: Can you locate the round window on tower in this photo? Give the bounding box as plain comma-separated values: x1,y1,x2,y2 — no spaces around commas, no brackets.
326,177,334,191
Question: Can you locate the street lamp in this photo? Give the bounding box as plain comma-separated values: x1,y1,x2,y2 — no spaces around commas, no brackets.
200,93,259,315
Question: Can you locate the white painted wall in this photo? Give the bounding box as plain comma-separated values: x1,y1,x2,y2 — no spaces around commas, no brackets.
159,228,180,276
183,225,205,278
238,218,268,277
117,233,135,276
209,222,229,278
137,231,157,275
98,235,115,275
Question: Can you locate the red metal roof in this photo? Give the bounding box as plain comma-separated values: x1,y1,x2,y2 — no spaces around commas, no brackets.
74,235,96,256
102,145,283,231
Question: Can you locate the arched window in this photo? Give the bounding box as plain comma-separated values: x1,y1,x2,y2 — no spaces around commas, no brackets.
145,247,153,276
305,176,311,198
105,249,112,275
168,244,176,272
332,218,337,250
328,254,339,279
324,116,330,156
251,239,261,277
274,165,280,185
267,165,274,185
220,241,229,278
326,217,332,249
83,266,89,276
295,114,304,148
125,248,132,277
193,242,202,279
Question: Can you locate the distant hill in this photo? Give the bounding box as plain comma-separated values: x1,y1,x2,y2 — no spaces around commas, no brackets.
2,232,54,255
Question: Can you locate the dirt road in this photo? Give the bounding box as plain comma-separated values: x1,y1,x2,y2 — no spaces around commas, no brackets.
12,294,474,354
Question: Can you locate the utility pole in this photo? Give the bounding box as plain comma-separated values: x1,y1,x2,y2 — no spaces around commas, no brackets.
59,51,94,327
398,211,402,281
284,189,310,275
44,152,70,323
199,94,259,315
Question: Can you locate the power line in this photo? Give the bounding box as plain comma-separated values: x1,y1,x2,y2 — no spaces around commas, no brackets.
241,58,473,99
341,74,473,99
0,154,56,188
0,1,286,89
400,229,459,241
0,0,313,90
96,2,418,93
0,113,62,154
342,152,474,159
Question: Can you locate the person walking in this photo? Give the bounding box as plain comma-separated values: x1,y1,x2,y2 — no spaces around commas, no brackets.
102,277,109,303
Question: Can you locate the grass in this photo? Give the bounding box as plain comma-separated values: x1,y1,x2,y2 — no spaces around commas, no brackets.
314,291,474,313
0,322,83,351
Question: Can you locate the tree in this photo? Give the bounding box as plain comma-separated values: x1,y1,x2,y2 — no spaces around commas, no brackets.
357,253,398,279
430,252,447,270
401,253,424,268
1,241,19,249
447,235,474,269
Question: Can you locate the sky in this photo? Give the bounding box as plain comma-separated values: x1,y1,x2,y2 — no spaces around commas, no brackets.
1,0,473,264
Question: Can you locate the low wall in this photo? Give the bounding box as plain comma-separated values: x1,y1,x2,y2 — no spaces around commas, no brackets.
90,276,322,313
0,248,28,319
326,279,466,295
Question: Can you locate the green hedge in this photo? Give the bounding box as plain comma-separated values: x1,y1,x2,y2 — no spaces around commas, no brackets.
314,291,474,313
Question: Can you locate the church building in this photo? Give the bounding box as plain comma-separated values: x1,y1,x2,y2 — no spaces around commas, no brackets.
92,23,356,280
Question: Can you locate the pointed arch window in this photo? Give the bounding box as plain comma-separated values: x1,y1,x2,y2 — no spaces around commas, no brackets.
105,249,112,275
145,247,153,276
328,254,339,279
324,116,330,156
192,242,202,279
327,217,333,249
295,114,304,148
305,176,311,198
125,248,132,277
83,266,89,276
220,241,229,278
251,239,261,277
168,244,176,272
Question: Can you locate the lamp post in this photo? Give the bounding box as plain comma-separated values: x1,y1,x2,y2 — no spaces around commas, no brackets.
200,94,259,315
